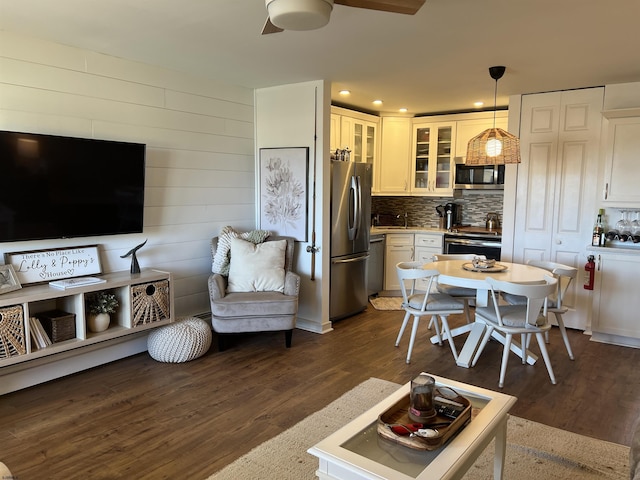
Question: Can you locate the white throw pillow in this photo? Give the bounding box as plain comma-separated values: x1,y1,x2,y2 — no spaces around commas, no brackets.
212,226,270,276
227,238,286,293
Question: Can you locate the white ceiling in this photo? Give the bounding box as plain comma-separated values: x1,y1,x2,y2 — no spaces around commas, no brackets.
2,0,640,116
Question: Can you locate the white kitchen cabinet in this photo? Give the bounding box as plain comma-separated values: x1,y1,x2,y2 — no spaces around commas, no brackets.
375,112,508,197
414,233,444,290
331,106,379,164
384,233,414,291
330,113,341,152
414,233,443,259
375,117,411,195
454,112,509,161
504,87,604,331
601,114,640,204
591,252,640,347
411,121,456,196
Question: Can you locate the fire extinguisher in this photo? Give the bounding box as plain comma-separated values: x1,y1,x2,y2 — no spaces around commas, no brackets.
584,255,595,290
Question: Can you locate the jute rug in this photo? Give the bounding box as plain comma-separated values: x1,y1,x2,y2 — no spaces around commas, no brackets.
369,296,404,311
207,378,630,480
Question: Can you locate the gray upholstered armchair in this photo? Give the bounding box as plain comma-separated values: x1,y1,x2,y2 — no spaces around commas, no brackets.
208,235,300,350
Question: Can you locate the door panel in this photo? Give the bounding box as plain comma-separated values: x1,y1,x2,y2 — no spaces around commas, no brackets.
512,88,603,330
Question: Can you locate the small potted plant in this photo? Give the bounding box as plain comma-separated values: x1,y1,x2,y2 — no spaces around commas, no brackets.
86,291,119,333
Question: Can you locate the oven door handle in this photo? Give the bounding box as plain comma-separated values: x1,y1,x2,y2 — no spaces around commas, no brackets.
445,238,502,248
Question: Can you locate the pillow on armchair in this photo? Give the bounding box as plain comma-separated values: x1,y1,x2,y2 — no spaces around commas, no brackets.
227,237,287,293
212,226,271,276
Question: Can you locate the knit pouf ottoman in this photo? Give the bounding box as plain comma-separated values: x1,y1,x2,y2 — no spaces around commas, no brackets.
147,317,212,363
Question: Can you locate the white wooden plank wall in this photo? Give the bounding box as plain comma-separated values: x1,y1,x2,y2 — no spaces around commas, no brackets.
0,31,255,317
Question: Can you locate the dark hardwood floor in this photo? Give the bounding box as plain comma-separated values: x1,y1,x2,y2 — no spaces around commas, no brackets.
2,305,639,479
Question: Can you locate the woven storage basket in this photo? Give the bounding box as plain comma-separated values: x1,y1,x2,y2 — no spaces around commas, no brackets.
131,280,170,327
0,305,26,358
37,310,76,343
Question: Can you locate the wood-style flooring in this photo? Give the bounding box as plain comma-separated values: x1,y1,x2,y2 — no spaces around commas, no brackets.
2,305,640,479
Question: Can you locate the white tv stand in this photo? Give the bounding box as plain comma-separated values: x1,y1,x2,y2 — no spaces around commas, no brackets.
0,269,174,395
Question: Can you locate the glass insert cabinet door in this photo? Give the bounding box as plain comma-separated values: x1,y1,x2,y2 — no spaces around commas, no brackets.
415,127,431,189
413,124,454,193
346,120,378,164
365,125,375,164
354,123,363,163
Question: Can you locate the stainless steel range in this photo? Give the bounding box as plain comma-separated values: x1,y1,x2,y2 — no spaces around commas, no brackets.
444,226,502,260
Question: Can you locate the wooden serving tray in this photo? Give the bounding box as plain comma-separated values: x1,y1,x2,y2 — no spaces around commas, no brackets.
462,262,508,273
377,389,472,451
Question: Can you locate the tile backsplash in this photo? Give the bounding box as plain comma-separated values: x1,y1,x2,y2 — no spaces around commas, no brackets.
371,193,504,228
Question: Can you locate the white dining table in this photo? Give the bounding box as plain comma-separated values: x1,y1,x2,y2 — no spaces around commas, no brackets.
423,259,550,368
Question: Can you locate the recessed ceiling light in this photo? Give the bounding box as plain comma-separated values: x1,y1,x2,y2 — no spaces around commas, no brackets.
339,90,350,96
399,108,408,113
474,101,484,108
372,100,383,106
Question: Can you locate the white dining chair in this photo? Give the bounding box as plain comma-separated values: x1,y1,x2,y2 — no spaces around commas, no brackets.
501,260,577,360
471,275,558,388
433,254,486,325
395,262,465,364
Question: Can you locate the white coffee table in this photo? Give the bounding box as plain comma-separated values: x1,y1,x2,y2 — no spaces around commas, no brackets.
308,374,517,480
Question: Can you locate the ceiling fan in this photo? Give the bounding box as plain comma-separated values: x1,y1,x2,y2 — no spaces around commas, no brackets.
262,0,426,34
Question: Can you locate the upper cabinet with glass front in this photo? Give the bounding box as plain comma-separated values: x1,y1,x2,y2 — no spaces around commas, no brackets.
411,121,456,195
331,107,379,164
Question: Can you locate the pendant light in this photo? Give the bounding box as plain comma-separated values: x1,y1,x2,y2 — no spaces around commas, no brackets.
466,66,521,165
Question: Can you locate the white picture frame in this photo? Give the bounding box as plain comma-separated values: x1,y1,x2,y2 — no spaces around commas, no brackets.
259,147,309,242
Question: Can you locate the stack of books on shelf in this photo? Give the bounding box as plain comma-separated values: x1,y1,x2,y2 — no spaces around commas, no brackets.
29,317,52,349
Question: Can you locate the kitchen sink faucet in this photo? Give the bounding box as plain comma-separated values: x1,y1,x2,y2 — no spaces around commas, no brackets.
397,212,408,228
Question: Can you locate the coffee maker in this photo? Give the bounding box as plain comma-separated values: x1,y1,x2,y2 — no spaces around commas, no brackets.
445,203,462,230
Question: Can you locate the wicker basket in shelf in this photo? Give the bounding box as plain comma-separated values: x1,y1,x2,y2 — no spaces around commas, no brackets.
0,305,26,358
37,310,76,343
131,280,170,327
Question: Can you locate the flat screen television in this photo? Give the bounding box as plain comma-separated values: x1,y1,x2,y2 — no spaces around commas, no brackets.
0,130,146,243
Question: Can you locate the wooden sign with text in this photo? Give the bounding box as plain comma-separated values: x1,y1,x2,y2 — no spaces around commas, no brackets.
4,245,102,285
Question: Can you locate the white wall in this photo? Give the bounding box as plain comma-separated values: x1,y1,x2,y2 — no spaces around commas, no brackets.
0,31,255,317
255,82,332,333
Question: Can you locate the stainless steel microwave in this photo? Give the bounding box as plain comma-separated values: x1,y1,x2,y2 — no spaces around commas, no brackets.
454,159,505,190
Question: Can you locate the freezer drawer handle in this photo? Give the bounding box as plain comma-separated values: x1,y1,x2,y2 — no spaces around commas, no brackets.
332,254,370,265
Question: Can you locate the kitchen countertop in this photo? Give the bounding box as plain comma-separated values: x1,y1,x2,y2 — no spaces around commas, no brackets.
587,244,640,255
371,225,502,236
371,226,445,234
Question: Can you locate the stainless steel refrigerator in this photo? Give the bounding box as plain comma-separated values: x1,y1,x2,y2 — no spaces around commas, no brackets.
330,161,372,321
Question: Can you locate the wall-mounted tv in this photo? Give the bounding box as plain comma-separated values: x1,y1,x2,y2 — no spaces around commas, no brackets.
0,130,146,243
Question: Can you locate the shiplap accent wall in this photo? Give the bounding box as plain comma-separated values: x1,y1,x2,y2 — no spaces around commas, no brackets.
0,31,255,317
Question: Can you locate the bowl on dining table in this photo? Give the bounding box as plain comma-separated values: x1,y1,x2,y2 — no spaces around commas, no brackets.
472,258,496,269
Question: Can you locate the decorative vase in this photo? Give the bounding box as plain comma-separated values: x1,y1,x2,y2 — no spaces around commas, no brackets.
88,313,111,333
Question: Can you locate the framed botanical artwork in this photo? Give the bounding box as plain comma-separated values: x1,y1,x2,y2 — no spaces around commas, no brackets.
0,264,21,294
259,147,309,242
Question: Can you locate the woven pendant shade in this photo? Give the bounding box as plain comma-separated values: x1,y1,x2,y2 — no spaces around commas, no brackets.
466,127,521,165
466,66,521,165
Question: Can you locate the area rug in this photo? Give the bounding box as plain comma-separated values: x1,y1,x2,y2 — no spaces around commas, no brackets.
369,296,404,311
207,378,630,480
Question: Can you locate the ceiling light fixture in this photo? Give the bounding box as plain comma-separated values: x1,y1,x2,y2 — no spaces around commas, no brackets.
266,0,333,31
372,100,383,106
399,108,408,113
466,66,521,165
339,90,350,96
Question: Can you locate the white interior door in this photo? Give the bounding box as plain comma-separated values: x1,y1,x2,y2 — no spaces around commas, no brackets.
512,88,603,330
